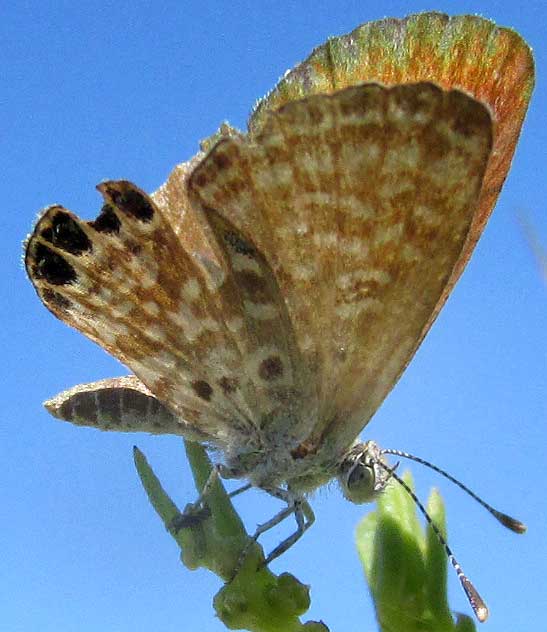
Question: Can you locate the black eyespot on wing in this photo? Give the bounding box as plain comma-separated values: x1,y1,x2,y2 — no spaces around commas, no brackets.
258,356,284,381
192,380,213,401
32,243,77,285
102,184,154,222
41,210,92,255
90,204,121,234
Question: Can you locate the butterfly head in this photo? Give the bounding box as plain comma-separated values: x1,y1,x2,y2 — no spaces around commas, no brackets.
337,440,392,504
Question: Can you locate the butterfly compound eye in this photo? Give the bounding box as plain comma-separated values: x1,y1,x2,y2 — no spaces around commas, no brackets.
341,461,377,504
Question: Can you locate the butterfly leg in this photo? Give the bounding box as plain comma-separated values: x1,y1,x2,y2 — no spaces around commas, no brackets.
233,487,315,573
262,496,315,565
229,482,253,498
170,463,223,531
230,500,296,577
172,463,253,532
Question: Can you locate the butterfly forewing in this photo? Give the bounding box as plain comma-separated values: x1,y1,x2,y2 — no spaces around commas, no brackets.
189,82,493,454
250,13,534,360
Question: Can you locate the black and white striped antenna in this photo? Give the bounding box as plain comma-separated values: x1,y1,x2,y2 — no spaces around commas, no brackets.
376,449,526,623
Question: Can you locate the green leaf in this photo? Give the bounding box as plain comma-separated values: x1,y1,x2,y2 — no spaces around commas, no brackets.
134,441,328,632
356,472,477,632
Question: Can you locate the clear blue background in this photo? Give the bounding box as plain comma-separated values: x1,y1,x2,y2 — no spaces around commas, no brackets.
3,1,545,631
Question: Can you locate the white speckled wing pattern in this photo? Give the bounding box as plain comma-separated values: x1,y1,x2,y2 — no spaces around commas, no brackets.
25,82,492,471
24,178,308,450
188,82,492,456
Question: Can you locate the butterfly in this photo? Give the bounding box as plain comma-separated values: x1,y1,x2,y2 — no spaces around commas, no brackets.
24,12,533,623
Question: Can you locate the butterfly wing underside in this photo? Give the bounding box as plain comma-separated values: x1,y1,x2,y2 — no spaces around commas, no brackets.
26,83,492,456
188,82,493,454
25,177,312,447
251,14,534,390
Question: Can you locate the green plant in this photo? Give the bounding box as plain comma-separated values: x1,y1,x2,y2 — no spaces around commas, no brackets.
135,442,476,631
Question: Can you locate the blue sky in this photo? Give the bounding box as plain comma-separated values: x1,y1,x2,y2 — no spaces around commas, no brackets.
3,2,545,631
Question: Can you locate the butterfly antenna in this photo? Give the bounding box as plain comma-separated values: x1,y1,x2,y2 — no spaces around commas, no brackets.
375,460,489,623
381,449,526,534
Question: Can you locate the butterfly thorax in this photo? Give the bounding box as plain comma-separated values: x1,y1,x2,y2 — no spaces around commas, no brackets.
222,432,342,493
222,434,389,501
